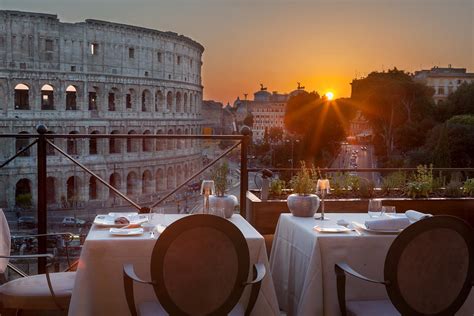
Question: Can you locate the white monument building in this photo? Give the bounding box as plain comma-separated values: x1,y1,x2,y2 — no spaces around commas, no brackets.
0,10,204,211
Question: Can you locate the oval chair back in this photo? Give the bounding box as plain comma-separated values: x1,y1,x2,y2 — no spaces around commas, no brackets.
384,215,474,315
0,209,11,275
150,214,250,315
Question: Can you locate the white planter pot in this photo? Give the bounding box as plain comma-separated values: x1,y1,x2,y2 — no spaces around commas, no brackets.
287,194,320,217
208,195,238,218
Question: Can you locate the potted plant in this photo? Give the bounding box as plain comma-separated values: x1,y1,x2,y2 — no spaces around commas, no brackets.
209,161,238,218
287,162,320,217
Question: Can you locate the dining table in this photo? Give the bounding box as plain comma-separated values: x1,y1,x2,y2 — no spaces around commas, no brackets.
68,213,280,316
269,213,474,316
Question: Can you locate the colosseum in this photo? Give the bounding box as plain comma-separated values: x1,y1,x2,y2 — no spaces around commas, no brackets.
0,10,204,212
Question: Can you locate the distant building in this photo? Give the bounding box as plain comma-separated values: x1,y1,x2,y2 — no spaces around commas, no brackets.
0,10,204,210
201,100,234,135
232,85,307,140
413,65,474,104
349,111,372,143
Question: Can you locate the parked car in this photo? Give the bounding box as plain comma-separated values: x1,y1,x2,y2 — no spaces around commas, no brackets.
62,216,86,227
17,216,36,229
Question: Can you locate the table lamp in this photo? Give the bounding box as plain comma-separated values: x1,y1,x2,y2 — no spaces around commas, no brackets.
315,179,330,220
200,180,215,214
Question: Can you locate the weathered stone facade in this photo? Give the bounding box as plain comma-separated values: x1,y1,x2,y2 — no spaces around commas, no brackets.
0,10,204,210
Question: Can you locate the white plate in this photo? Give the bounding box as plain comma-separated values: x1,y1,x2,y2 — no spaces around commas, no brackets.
94,214,148,227
109,227,144,236
314,225,351,233
108,212,138,217
352,221,402,234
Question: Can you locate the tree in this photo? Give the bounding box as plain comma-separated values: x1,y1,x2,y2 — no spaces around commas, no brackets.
243,113,254,128
441,82,474,119
432,124,451,168
351,68,434,157
421,115,474,168
268,127,284,143
284,92,356,164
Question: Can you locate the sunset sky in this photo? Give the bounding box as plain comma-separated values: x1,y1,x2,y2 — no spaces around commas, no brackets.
2,0,473,104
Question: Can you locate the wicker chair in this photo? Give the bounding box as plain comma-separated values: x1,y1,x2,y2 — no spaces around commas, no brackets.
123,214,266,316
335,215,474,316
0,209,77,315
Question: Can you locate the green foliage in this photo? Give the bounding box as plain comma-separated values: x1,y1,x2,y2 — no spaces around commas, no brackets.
463,178,474,196
329,172,349,196
447,114,474,125
290,162,315,195
381,171,407,193
211,161,229,196
267,127,284,143
328,172,362,196
441,82,474,119
269,179,286,197
284,93,356,162
432,124,451,168
445,180,463,197
243,113,254,127
348,175,360,192
405,164,434,198
16,193,32,208
358,178,375,198
352,68,435,157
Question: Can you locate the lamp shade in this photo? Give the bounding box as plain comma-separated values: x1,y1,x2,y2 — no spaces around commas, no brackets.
200,180,215,195
316,179,330,194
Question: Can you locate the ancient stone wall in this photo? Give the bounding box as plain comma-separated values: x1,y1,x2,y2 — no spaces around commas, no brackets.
0,11,204,210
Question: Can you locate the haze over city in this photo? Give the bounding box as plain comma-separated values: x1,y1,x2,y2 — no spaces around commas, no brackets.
2,0,473,103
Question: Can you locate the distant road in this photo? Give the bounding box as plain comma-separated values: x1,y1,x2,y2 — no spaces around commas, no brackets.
331,144,380,184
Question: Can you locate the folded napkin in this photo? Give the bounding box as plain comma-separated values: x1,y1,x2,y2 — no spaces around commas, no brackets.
405,210,432,222
365,217,410,231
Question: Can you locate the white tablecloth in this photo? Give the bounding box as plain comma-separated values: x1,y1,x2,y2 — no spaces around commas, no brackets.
269,213,474,316
69,214,280,316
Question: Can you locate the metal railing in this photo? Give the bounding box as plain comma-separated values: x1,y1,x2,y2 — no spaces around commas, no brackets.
0,124,251,272
2,125,473,273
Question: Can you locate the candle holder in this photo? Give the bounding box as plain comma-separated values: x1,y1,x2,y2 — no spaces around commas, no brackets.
315,179,330,220
200,180,215,214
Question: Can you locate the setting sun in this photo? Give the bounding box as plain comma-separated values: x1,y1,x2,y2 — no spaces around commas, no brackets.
325,91,334,100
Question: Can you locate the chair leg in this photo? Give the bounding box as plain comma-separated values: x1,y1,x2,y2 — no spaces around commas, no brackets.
334,264,347,316
245,266,262,316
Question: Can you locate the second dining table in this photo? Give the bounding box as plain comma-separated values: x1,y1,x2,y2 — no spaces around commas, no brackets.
269,213,474,316
68,213,280,316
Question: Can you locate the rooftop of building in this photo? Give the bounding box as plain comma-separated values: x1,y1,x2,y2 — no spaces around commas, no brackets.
0,10,204,52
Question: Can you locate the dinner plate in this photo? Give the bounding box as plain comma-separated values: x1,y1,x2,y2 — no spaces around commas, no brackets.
108,212,138,217
109,227,144,236
352,221,402,234
93,214,148,227
313,225,351,233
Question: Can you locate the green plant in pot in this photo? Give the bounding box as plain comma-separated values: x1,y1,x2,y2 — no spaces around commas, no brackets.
209,161,237,218
287,162,320,217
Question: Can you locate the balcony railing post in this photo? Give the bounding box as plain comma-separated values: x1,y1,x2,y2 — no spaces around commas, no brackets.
240,127,251,219
36,124,48,274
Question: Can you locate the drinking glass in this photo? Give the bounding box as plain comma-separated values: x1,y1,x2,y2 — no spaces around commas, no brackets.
382,205,396,215
368,199,383,218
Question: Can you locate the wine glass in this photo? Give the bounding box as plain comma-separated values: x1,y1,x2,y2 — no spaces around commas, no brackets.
368,199,383,218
